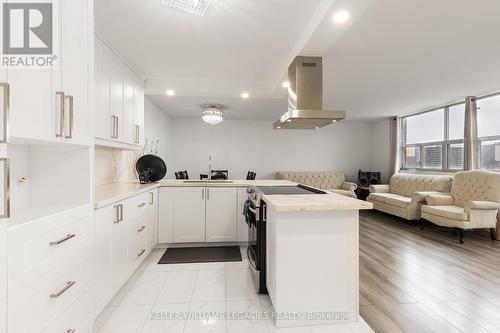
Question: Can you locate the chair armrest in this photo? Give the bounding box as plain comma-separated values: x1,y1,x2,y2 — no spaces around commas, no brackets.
464,201,500,213
412,191,446,204
369,185,390,193
341,182,358,192
425,194,454,206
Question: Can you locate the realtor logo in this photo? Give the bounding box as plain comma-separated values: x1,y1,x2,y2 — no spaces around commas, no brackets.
3,3,53,54
1,1,58,68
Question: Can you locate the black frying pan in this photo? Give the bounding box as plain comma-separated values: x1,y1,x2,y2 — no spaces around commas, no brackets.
136,139,167,183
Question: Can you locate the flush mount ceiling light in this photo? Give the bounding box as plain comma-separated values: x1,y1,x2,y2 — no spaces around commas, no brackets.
282,81,290,88
241,92,249,99
333,10,350,24
166,89,175,96
202,105,223,125
161,0,212,16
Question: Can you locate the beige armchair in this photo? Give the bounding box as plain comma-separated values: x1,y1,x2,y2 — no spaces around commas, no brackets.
276,171,358,198
367,173,453,221
421,170,500,243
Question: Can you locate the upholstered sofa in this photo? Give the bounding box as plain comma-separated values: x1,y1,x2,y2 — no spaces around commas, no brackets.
422,170,500,243
276,171,358,198
367,173,453,221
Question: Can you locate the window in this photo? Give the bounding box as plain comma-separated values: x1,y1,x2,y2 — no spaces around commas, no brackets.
477,94,500,171
401,103,465,171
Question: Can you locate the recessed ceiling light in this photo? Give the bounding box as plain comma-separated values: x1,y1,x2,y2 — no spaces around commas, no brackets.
282,81,290,88
241,92,249,99
161,0,212,16
331,120,337,123
314,126,320,130
333,10,350,24
286,119,292,123
166,89,175,96
277,126,281,129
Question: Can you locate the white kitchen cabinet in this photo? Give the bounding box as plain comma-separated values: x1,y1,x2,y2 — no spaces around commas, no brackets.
237,188,249,242
147,190,159,249
6,0,91,145
92,205,113,313
172,187,206,243
94,34,144,149
110,203,128,290
205,188,237,242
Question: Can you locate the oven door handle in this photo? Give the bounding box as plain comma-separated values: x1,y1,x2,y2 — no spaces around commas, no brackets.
248,206,256,215
247,247,258,271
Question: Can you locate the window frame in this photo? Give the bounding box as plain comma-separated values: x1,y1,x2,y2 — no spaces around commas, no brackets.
401,102,465,172
477,93,500,171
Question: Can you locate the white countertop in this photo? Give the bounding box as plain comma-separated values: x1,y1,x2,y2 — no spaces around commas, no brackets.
94,179,372,211
262,193,373,212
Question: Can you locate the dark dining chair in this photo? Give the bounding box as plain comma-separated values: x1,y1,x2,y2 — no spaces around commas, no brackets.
246,171,256,180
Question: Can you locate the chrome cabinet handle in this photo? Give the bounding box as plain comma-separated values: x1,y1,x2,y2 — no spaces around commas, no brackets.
119,204,123,221
110,116,115,138
56,91,65,137
113,205,120,223
0,158,10,218
137,225,146,232
0,82,9,143
115,116,119,138
66,329,76,333
149,192,154,205
64,95,74,139
49,234,76,246
207,189,210,200
137,202,146,208
49,281,76,298
137,249,146,257
134,125,140,143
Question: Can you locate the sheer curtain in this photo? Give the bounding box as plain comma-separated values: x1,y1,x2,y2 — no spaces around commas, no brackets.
464,96,479,170
389,117,401,177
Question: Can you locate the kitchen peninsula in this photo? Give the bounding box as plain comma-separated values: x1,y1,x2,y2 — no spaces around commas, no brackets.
94,179,372,329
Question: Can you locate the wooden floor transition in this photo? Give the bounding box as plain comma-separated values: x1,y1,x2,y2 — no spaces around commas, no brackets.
359,210,500,333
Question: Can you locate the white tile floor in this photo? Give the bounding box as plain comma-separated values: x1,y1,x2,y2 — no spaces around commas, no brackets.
95,247,374,333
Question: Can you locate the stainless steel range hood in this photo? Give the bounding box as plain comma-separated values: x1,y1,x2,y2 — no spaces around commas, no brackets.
273,56,345,129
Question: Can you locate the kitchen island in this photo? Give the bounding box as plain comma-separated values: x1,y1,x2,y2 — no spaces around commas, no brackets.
263,192,372,328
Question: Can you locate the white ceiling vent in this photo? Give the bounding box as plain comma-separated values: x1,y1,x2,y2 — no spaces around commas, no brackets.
161,0,212,16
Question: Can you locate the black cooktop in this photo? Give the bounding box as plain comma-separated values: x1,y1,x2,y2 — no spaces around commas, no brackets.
256,184,327,195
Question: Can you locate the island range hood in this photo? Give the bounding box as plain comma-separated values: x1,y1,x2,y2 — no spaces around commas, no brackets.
273,56,346,129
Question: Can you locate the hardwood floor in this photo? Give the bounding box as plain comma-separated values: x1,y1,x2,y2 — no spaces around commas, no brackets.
359,210,500,333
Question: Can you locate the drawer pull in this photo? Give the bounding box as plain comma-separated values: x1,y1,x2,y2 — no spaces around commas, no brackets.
49,234,76,246
137,225,146,232
137,202,146,208
137,249,146,257
67,330,76,333
49,281,76,298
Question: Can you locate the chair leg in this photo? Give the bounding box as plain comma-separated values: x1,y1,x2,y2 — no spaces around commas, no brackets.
490,228,497,241
420,219,425,231
458,229,465,244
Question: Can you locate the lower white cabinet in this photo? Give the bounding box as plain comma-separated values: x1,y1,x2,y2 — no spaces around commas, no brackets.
206,188,238,242
159,186,239,244
172,187,206,242
92,189,158,319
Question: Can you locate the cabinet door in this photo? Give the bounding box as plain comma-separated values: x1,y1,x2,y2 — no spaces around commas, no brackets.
158,187,173,244
172,188,206,243
93,205,113,314
147,190,158,249
205,188,237,242
236,188,249,242
111,203,128,290
122,70,135,144
94,37,112,140
61,0,89,145
110,56,124,141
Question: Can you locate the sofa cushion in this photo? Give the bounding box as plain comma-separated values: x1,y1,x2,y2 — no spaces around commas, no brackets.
367,193,398,203
385,195,412,208
329,189,357,198
422,205,468,221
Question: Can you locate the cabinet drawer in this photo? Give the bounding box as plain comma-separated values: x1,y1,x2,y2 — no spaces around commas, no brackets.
122,192,150,222
42,289,91,333
8,206,91,296
129,214,148,271
8,257,91,333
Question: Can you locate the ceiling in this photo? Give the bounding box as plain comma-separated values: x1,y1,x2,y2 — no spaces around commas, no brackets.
95,0,500,122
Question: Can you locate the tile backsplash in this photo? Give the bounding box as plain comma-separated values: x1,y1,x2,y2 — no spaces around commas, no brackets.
95,146,141,186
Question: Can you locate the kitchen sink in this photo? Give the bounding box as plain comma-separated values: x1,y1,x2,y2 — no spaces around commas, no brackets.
182,180,234,184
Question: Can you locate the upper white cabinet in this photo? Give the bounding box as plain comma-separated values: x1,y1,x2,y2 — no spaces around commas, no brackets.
6,0,90,145
172,188,206,243
206,188,238,242
94,35,144,148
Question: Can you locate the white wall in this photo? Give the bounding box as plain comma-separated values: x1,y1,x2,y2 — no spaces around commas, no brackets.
370,119,392,183
170,118,373,182
95,98,173,186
